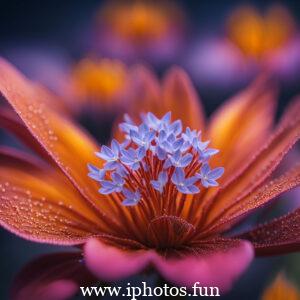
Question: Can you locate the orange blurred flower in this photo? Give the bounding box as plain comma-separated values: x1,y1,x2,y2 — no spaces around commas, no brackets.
69,57,130,114
262,273,300,300
227,5,296,59
0,59,299,298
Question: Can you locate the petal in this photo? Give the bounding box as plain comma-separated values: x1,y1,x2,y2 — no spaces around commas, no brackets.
171,168,184,184
85,238,253,293
0,148,104,244
122,199,138,206
177,185,190,194
111,66,163,142
84,239,153,282
162,67,205,130
209,167,225,179
237,208,300,256
208,76,277,178
128,65,163,116
179,153,193,167
97,146,115,160
11,252,95,300
0,58,111,215
205,164,300,233
187,185,200,194
0,108,52,163
204,98,300,223
154,240,253,293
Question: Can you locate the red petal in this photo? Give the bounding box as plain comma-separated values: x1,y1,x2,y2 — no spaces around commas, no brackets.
204,164,300,234
204,97,300,223
162,67,206,130
128,65,162,116
237,208,300,256
11,252,95,300
208,76,277,178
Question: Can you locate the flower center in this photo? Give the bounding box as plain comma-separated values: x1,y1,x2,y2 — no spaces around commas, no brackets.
72,58,127,102
88,112,224,250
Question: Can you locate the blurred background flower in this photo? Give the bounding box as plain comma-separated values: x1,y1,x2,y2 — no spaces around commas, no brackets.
184,4,300,92
91,0,187,66
261,273,299,300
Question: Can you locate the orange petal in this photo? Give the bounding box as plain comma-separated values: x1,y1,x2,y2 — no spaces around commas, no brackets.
111,65,163,141
0,147,106,245
0,108,52,164
204,164,300,233
238,208,300,256
128,65,163,116
162,67,205,130
261,273,300,300
208,76,277,178
204,97,300,223
0,58,113,215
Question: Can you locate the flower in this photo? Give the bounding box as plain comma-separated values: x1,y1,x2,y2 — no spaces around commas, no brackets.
227,5,295,59
91,111,223,200
0,58,300,299
70,57,130,113
184,4,300,90
196,163,224,188
92,1,186,65
261,273,300,300
5,52,133,117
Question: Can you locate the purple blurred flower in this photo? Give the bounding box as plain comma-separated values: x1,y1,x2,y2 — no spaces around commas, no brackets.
184,5,300,89
91,1,186,65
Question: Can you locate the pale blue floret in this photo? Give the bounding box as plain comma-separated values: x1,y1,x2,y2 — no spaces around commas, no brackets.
199,148,219,161
119,114,138,134
171,168,200,194
155,145,168,160
143,112,171,131
181,127,209,152
167,119,182,136
87,164,106,182
129,123,155,149
89,111,224,205
151,171,168,193
99,172,125,194
122,189,141,206
159,134,184,154
196,163,224,188
120,147,146,170
96,139,121,170
163,150,193,168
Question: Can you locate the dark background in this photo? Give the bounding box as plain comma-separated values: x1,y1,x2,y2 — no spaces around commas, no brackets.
0,1,299,299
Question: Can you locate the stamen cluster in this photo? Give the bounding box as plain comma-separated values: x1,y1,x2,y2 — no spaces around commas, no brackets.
88,112,224,206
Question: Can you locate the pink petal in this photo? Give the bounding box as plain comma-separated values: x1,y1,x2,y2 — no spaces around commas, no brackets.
23,280,77,300
84,238,154,281
154,240,253,293
84,238,253,293
12,252,95,300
